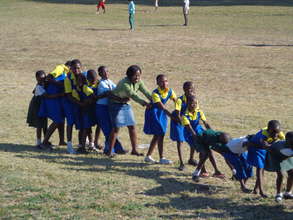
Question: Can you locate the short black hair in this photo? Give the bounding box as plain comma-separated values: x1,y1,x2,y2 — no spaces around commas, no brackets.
65,60,72,67
267,120,281,129
183,81,194,90
87,69,97,81
77,74,87,85
97,66,106,76
187,94,196,103
126,65,141,79
71,59,81,67
35,70,45,78
156,74,166,82
286,131,293,140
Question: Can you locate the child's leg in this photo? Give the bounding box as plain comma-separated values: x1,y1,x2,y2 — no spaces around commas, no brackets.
94,125,102,149
188,147,197,165
208,150,223,175
87,127,93,145
103,5,105,13
107,127,120,156
66,125,73,143
276,171,284,195
42,122,59,145
146,135,159,157
127,125,142,155
157,135,165,159
58,122,66,145
176,141,184,166
36,127,42,146
255,168,267,197
285,170,293,194
192,151,209,181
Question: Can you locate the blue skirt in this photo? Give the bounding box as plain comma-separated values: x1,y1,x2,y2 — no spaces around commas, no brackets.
96,104,125,153
247,146,267,168
62,97,79,126
144,107,167,135
223,151,253,180
38,97,64,123
109,103,135,128
170,111,185,142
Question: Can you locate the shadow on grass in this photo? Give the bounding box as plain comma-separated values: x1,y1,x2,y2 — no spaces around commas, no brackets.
83,27,129,31
27,0,293,7
246,44,293,47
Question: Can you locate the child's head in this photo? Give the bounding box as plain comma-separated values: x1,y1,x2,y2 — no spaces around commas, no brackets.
126,65,141,83
65,60,72,68
98,66,109,80
187,95,197,112
77,74,87,88
35,70,46,85
267,120,281,138
219,132,231,144
70,59,82,76
183,81,195,97
285,131,293,149
87,69,98,85
156,74,168,90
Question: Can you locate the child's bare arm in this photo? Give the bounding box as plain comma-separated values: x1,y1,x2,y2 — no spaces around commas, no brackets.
156,101,172,117
202,120,211,129
171,110,181,123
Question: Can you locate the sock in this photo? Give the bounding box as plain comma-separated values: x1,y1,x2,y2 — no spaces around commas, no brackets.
36,139,41,146
232,169,237,175
276,193,283,197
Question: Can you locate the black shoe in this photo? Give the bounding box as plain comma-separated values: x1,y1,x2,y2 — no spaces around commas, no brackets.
178,164,185,171
76,147,88,154
188,159,198,166
116,149,129,155
284,193,293,199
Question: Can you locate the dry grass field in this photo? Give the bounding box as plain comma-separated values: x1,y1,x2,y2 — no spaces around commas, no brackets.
0,0,293,219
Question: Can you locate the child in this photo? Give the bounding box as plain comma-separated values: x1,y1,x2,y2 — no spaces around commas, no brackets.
183,0,190,26
107,65,152,157
96,66,127,155
144,74,177,164
211,136,253,193
182,95,225,181
128,0,135,31
170,81,198,170
62,59,83,154
26,70,48,147
96,0,106,14
247,120,285,198
265,131,293,202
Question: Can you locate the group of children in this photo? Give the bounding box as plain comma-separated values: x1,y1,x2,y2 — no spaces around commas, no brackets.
27,60,293,203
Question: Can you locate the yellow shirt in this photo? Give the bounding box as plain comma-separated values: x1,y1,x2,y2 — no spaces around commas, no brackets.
175,95,200,111
50,64,70,78
152,87,177,103
64,73,80,100
262,128,285,143
79,85,94,97
181,108,206,126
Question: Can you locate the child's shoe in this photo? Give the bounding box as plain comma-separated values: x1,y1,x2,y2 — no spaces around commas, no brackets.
144,156,157,164
192,172,200,182
284,192,293,199
67,142,76,154
178,164,185,171
159,158,173,164
275,194,283,203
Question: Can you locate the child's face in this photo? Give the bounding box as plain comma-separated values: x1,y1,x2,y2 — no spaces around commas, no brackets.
268,126,281,138
157,76,168,90
184,85,195,96
220,133,230,144
130,70,141,83
71,63,82,76
100,68,109,80
187,99,197,112
36,74,46,84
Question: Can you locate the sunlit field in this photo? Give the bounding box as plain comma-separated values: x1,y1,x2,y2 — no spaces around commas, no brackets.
0,0,293,219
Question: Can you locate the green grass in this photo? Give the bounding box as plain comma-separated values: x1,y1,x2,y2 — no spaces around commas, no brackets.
1,0,293,219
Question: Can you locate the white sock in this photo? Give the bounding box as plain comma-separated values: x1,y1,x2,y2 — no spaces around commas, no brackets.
36,139,41,145
276,193,283,197
193,169,201,177
232,169,237,175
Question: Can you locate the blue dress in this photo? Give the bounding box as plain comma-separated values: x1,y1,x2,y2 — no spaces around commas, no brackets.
183,112,205,151
62,73,80,127
38,74,66,123
247,130,269,168
170,95,188,142
143,88,173,135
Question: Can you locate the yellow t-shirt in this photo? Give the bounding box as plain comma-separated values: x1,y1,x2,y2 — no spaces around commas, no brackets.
64,73,80,100
175,95,200,112
181,109,206,126
262,128,285,143
50,64,70,78
80,85,94,97
152,87,177,103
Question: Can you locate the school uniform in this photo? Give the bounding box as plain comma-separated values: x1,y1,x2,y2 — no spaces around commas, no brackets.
96,79,125,154
265,141,293,172
212,137,253,180
182,108,206,152
247,128,285,168
63,73,80,127
27,84,48,129
38,73,66,123
144,87,176,135
77,85,95,130
110,77,152,128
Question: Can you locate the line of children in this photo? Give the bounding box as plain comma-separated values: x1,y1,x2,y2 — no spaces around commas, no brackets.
27,63,293,202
